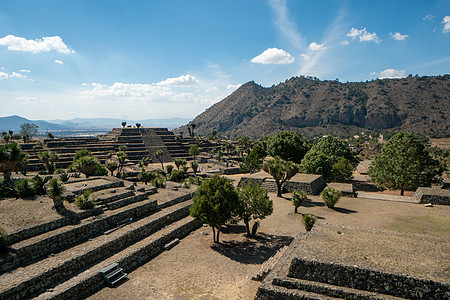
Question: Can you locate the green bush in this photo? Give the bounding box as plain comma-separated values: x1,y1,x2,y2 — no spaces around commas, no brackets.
181,179,191,189
0,176,15,198
71,172,81,178
168,169,186,182
14,178,35,198
74,190,96,210
31,175,52,195
302,213,317,231
59,173,70,182
0,226,8,251
188,176,203,185
38,171,48,175
95,164,108,176
292,190,307,213
321,187,342,208
152,175,166,188
166,165,174,174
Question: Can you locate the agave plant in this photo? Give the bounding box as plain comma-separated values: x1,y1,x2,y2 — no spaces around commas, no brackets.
46,178,65,211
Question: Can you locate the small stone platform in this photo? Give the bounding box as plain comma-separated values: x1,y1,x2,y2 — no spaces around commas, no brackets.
414,187,450,205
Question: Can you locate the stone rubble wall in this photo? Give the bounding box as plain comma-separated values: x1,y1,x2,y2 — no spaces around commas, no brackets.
284,176,327,195
287,257,450,299
413,187,450,205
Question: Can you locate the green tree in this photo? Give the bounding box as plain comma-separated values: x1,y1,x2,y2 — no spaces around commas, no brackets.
174,158,186,170
189,175,239,243
368,132,444,196
72,156,101,178
155,150,164,170
135,123,141,128
106,161,118,176
137,169,155,185
0,143,24,181
20,123,39,141
38,150,59,174
191,161,199,176
189,122,196,137
189,144,200,161
292,190,307,213
117,151,127,173
301,136,357,181
263,157,300,197
236,180,273,236
46,178,65,211
267,131,307,163
242,145,267,173
73,149,93,162
121,121,127,128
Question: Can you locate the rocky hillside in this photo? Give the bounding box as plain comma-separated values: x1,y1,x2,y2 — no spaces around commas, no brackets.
181,75,450,139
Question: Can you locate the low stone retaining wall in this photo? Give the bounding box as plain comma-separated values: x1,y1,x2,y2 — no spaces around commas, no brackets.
237,177,265,188
0,203,191,300
288,257,450,299
284,175,326,195
0,200,158,274
159,192,194,209
413,187,450,205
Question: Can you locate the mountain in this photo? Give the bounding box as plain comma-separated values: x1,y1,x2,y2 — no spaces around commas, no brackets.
180,75,450,139
0,115,191,133
48,117,191,129
0,115,71,132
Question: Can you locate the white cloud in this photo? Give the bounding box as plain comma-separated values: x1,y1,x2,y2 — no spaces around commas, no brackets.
309,42,325,51
301,53,310,60
341,40,349,45
442,16,450,33
0,35,74,54
17,96,48,103
346,27,381,43
251,48,294,64
390,32,409,40
423,14,435,21
226,83,242,90
268,0,304,50
0,71,27,79
19,69,31,73
54,59,63,65
157,74,198,86
371,69,406,79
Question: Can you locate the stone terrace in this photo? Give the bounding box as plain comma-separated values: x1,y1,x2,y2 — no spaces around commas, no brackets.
0,177,201,300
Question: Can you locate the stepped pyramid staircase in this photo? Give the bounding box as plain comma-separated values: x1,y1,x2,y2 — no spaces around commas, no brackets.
23,127,195,172
0,177,202,300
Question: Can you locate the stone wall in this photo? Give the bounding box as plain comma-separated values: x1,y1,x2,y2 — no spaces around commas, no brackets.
0,200,158,274
413,187,450,205
0,203,193,300
287,257,450,299
284,175,326,195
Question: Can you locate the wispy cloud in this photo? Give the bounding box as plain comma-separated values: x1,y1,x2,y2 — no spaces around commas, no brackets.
0,35,74,54
17,96,48,103
422,14,435,21
54,59,63,65
268,0,305,50
227,83,242,90
347,27,381,43
371,68,406,79
390,32,409,40
0,71,27,79
442,16,450,33
251,48,294,64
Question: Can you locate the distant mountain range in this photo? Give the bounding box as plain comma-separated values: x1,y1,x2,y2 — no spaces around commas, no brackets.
179,74,450,139
0,115,191,132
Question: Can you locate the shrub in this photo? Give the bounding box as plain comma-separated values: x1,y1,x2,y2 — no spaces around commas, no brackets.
137,170,155,185
73,149,93,162
72,172,81,178
168,169,186,182
188,176,202,185
152,175,166,188
0,226,8,251
72,156,101,178
292,190,307,213
55,169,65,174
74,190,96,210
321,187,342,208
302,213,317,231
181,179,191,189
14,178,35,198
31,175,52,195
0,176,15,198
59,173,70,182
166,164,174,174
95,164,108,176
38,171,48,175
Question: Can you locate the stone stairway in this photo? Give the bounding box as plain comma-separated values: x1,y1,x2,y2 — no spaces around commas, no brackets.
0,180,202,300
260,180,279,193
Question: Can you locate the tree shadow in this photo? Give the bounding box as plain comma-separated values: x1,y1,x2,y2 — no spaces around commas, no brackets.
210,233,293,265
302,200,325,208
352,181,384,192
221,224,247,234
331,207,357,214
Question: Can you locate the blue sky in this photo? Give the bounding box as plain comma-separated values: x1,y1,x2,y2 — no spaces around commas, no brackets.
0,0,449,120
